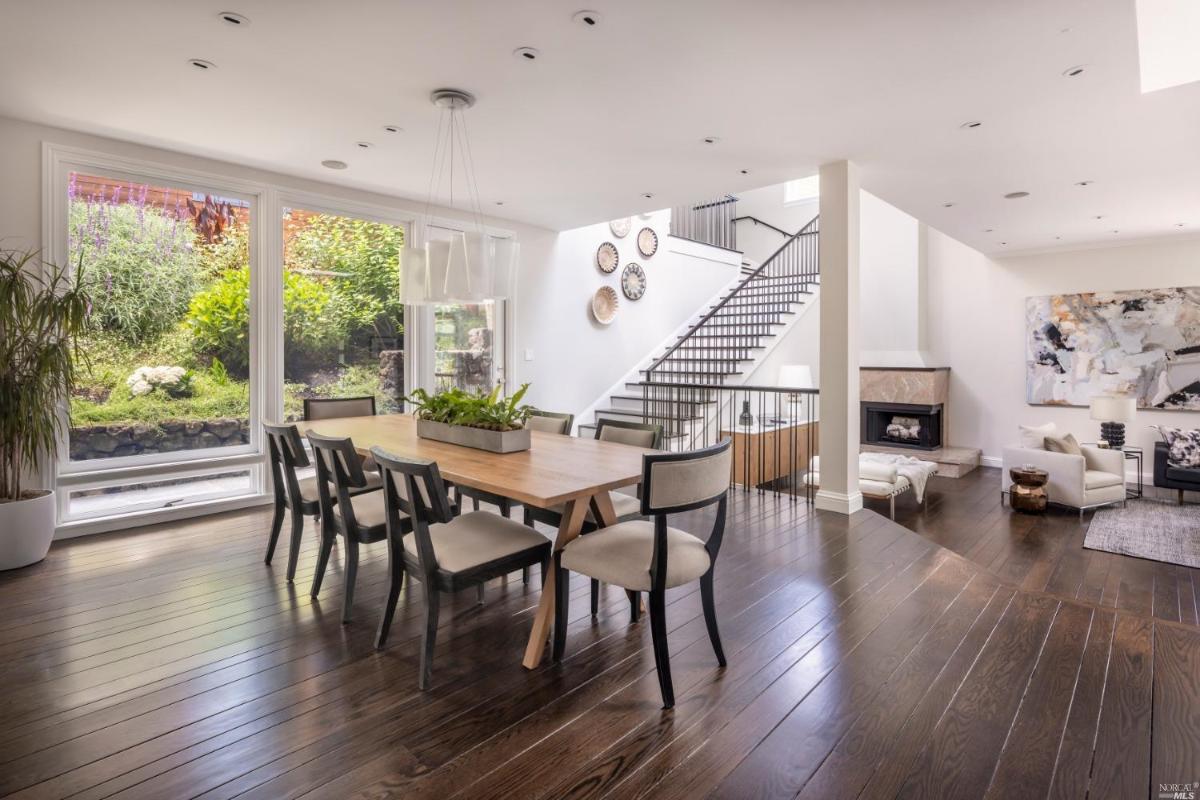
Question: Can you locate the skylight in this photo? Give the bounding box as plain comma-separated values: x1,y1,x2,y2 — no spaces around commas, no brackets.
1136,0,1200,92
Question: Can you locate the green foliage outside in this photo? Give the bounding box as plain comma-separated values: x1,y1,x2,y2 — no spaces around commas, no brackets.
68,190,406,441
71,201,199,344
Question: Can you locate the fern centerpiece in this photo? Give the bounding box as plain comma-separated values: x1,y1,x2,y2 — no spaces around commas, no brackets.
405,384,535,453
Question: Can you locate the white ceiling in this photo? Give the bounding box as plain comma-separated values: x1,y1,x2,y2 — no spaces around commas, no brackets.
1,0,1198,254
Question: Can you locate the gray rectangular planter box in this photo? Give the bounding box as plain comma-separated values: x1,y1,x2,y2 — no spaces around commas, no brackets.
416,419,531,454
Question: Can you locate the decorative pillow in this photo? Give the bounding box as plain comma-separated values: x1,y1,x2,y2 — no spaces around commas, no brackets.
1044,433,1082,455
1166,429,1200,468
1018,422,1058,450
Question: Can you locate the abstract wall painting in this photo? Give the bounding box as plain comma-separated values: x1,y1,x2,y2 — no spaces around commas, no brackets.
1025,287,1200,410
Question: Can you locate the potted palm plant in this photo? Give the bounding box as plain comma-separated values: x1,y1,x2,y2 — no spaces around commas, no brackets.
0,250,91,570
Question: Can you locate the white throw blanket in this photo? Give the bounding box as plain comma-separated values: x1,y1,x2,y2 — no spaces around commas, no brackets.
860,452,938,502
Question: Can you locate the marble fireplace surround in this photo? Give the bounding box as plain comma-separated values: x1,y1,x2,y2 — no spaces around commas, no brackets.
860,366,950,406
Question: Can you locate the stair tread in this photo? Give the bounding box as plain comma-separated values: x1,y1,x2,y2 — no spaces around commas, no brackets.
610,393,717,404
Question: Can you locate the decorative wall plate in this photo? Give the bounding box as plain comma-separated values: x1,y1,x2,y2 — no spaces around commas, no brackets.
621,263,647,300
636,227,658,258
596,241,619,273
609,217,632,238
592,285,619,324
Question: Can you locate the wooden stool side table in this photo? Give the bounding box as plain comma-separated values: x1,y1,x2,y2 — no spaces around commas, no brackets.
1009,466,1049,513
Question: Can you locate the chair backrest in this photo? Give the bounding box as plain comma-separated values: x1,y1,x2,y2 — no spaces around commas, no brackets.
641,437,733,516
595,418,664,450
263,421,309,506
306,431,370,531
370,446,455,573
303,395,377,421
526,409,574,435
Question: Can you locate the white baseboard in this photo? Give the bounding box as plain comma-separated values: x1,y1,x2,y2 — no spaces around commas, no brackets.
815,489,864,515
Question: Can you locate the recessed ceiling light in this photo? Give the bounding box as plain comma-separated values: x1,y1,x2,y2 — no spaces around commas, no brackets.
960,120,983,129
1176,222,1186,227
1004,191,1030,199
1094,215,1105,220
321,160,348,170
1112,229,1120,234
573,10,600,26
642,192,654,199
514,47,540,61
495,201,505,206
355,141,373,149
942,202,955,208
1055,236,1062,240
1000,241,1008,245
984,228,994,233
1062,65,1086,77
187,59,216,71
739,169,750,175
1075,180,1093,186
217,11,249,27
701,136,720,145
382,125,401,134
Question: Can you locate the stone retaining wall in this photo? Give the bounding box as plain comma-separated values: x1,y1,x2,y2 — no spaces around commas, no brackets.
69,418,250,461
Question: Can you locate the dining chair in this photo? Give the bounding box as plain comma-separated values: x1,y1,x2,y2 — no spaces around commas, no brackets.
263,421,380,582
454,408,574,584
304,395,380,471
525,418,664,616
371,446,552,689
553,437,732,709
306,431,401,623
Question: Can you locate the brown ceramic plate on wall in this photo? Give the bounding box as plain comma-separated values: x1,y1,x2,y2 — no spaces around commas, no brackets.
596,241,619,273
592,285,619,324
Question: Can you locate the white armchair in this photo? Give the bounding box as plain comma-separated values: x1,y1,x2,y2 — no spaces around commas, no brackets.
1002,444,1125,517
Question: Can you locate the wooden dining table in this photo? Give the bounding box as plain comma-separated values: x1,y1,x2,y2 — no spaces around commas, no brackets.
294,413,653,669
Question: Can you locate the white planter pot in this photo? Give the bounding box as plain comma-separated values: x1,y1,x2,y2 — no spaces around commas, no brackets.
0,490,56,571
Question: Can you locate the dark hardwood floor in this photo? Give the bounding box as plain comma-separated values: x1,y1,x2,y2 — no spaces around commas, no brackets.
0,470,1197,799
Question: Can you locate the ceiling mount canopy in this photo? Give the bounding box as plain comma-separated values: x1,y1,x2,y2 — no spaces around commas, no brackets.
401,87,517,306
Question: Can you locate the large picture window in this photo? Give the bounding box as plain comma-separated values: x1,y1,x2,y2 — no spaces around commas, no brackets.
67,173,252,463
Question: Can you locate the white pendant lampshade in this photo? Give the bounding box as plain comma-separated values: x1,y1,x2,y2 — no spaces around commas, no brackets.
400,232,519,306
1089,394,1136,422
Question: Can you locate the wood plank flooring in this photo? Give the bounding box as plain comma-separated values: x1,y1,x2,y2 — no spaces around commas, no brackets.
0,471,1197,799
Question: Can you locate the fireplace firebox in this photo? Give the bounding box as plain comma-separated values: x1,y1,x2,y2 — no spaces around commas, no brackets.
862,401,943,451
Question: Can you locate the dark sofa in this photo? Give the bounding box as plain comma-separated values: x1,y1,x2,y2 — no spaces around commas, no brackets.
1154,441,1200,503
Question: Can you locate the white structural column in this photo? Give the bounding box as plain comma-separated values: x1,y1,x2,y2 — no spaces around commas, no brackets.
815,160,863,515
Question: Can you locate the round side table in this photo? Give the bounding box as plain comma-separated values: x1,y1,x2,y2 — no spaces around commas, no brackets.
1009,466,1049,513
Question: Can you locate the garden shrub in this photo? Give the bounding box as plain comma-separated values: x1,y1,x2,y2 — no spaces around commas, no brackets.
185,266,342,375
286,214,405,340
70,199,200,344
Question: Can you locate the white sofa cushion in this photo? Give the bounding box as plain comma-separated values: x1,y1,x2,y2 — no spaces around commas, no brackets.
1084,469,1123,490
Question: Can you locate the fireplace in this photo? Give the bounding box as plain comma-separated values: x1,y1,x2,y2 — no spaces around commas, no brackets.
861,401,943,451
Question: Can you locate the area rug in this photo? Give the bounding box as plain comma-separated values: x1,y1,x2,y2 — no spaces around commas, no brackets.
1084,498,1200,567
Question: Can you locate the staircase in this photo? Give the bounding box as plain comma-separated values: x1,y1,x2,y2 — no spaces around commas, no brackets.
580,213,819,448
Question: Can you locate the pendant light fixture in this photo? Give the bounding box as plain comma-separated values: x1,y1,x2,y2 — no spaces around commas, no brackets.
401,88,518,305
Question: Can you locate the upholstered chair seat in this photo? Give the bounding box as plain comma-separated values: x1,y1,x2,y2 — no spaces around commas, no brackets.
294,471,381,505
544,490,641,522
401,511,549,573
561,520,710,591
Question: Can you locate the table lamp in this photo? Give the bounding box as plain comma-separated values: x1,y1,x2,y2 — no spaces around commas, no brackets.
1089,393,1136,449
778,364,814,398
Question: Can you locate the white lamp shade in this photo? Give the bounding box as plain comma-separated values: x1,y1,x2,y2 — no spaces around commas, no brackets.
778,364,814,389
1089,394,1136,422
400,231,519,305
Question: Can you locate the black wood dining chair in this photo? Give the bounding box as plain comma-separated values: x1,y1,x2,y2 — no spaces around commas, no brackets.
525,418,664,617
553,437,732,708
370,446,552,689
263,421,380,582
306,431,403,623
454,409,573,584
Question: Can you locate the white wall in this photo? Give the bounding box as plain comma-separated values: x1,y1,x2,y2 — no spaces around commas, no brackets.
859,192,922,364
511,212,740,414
925,231,1200,470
